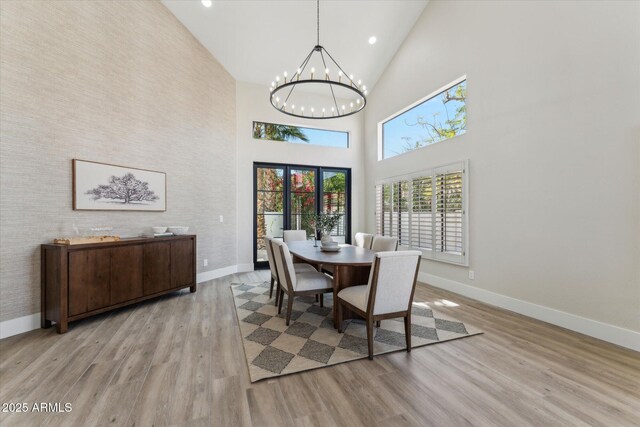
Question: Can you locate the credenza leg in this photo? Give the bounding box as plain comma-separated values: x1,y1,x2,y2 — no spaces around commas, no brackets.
41,318,52,329
190,285,197,293
56,320,68,334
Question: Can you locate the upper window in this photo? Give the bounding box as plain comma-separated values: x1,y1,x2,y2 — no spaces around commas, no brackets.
379,77,467,160
253,121,349,148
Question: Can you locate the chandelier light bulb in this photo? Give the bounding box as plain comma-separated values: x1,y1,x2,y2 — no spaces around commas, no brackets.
292,104,295,110
349,74,354,80
357,79,362,85
356,99,360,104
276,75,280,82
311,107,314,113
284,71,288,77
362,85,366,91
364,90,368,95
201,0,212,8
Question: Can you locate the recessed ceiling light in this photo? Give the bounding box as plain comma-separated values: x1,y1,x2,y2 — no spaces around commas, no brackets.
201,0,212,7
368,36,377,45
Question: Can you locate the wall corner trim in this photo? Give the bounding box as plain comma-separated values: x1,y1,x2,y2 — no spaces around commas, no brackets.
418,272,640,352
0,264,256,340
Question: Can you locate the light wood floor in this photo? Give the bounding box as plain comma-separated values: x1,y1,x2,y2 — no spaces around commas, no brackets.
1,270,639,426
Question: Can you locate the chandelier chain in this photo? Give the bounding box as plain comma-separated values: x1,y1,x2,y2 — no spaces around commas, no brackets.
317,0,320,46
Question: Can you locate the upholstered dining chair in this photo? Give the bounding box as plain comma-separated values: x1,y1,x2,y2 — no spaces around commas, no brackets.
354,232,374,249
336,250,422,360
271,239,333,326
283,230,307,243
265,237,316,306
370,235,399,252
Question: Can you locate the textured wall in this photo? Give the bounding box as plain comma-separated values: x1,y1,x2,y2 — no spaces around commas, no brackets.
0,1,237,322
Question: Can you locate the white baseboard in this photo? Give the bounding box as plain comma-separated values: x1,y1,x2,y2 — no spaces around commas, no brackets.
196,265,240,283
236,263,255,273
196,263,255,283
1,264,256,340
0,313,41,340
418,272,640,352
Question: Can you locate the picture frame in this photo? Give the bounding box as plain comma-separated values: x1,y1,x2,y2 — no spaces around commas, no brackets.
72,159,167,211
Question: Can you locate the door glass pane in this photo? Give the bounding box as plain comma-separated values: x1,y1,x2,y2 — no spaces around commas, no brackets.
322,170,347,243
256,167,284,262
290,169,315,239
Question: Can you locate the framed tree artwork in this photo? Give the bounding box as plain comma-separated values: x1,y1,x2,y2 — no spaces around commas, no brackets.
73,159,166,211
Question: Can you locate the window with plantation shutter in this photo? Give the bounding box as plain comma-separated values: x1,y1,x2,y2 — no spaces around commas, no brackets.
374,161,467,265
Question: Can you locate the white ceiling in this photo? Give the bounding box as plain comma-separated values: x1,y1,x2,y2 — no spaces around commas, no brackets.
161,0,428,95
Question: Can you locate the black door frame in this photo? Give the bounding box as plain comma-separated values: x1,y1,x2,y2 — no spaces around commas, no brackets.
253,162,352,269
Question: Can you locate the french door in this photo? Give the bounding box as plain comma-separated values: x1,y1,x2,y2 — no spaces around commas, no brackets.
253,162,351,268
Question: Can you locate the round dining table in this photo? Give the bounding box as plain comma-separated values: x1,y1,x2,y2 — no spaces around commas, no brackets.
286,240,375,327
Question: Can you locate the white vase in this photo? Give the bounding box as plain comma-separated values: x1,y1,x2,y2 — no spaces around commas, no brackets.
320,234,334,245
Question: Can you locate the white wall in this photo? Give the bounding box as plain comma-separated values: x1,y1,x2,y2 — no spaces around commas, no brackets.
236,82,365,267
364,1,640,339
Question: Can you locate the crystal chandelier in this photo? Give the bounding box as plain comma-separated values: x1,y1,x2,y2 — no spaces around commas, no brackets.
269,0,367,119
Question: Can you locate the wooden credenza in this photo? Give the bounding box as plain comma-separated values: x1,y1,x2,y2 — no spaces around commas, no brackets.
41,235,196,333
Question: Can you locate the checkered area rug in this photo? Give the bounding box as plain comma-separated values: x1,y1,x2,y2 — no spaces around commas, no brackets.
231,281,482,382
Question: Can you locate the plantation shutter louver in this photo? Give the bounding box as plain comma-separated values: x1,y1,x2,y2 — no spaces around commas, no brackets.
392,181,410,246
411,176,433,251
375,184,383,235
434,166,465,264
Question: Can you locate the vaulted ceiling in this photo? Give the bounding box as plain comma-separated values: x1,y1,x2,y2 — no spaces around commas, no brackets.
162,0,428,94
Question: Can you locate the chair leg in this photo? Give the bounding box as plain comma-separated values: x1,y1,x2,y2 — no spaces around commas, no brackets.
269,277,274,299
278,288,284,314
337,300,344,333
319,293,324,307
274,282,279,306
366,319,374,360
376,320,381,327
286,294,294,326
404,314,412,352
315,295,319,302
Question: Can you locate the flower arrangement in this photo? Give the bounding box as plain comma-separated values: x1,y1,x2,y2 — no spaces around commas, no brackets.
311,213,342,238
